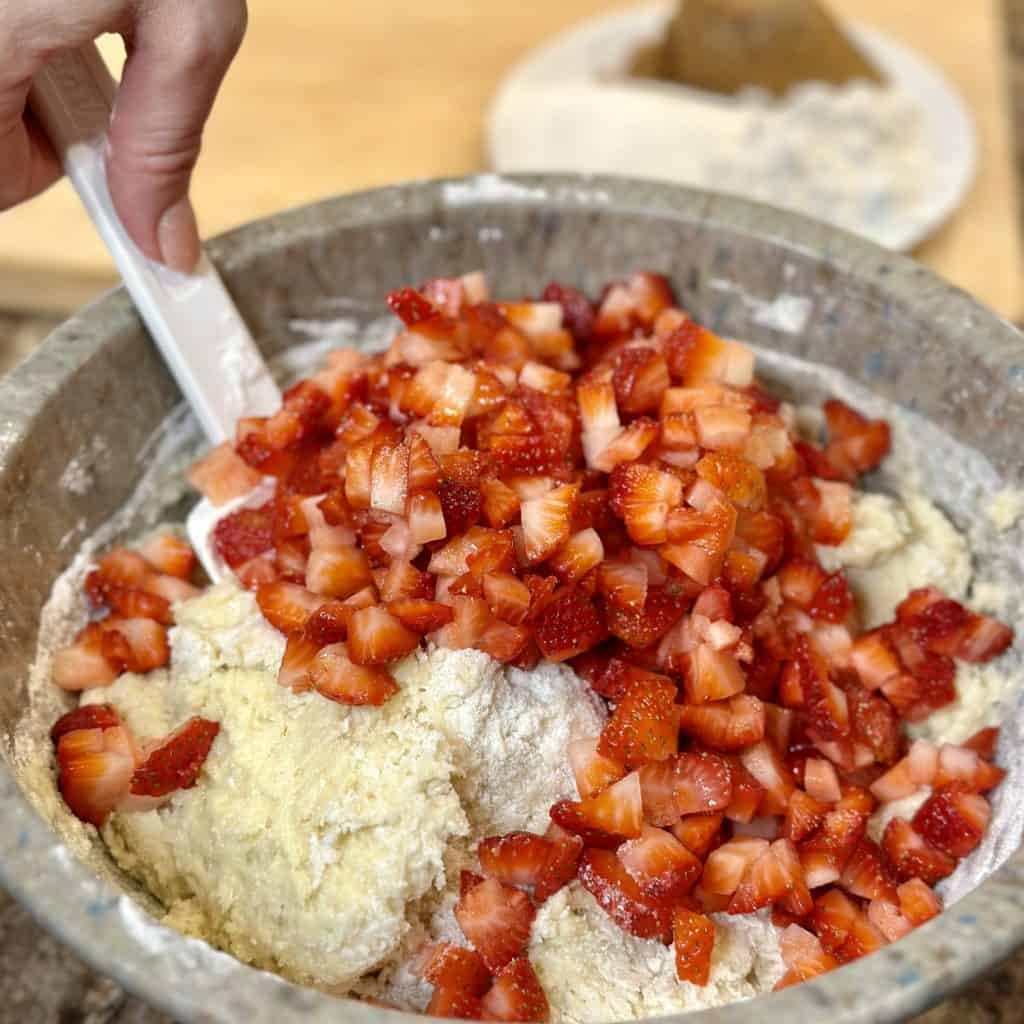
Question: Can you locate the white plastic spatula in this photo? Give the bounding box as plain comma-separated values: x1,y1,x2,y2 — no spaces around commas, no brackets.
30,43,280,582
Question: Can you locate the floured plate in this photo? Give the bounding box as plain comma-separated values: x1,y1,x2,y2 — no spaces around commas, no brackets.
488,3,975,251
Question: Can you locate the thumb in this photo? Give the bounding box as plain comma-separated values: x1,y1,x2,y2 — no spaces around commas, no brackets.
105,1,246,272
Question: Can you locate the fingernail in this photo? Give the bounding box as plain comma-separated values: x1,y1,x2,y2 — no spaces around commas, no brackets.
157,198,201,273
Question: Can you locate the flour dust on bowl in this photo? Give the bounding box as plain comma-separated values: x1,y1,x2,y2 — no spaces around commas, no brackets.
0,175,1023,1024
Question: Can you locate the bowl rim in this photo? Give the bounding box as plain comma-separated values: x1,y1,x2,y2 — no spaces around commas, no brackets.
1,172,1022,1024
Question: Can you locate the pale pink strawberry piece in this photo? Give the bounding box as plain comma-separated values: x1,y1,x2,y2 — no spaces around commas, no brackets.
454,877,536,973
277,635,320,691
850,631,902,690
187,442,263,506
100,618,169,674
346,605,420,666
693,405,752,453
236,555,278,590
428,526,498,577
868,900,914,942
597,560,648,611
685,644,745,704
674,752,734,817
387,598,453,634
577,848,673,942
881,817,955,885
479,478,521,529
955,614,1014,663
784,790,828,844
739,741,794,816
476,619,531,664
142,573,199,605
871,740,938,803
618,824,702,901
431,596,494,650
52,625,119,691
677,694,765,751
480,957,549,1023
608,463,684,547
568,737,626,799
933,743,1006,793
637,758,685,827
701,837,770,895
548,528,604,583
308,643,398,706
912,788,991,858
413,942,490,997
478,831,555,889
138,533,195,580
520,360,571,394
406,432,441,492
407,491,448,545
256,581,324,635
812,889,887,963
728,842,792,914
804,758,842,804
305,545,373,599
799,808,867,888
593,418,659,473
775,924,839,989
482,573,532,625
777,558,827,608
520,483,578,564
897,878,942,926
771,837,814,917
378,559,432,603
368,444,409,516
551,771,643,844
56,728,135,826
344,439,375,510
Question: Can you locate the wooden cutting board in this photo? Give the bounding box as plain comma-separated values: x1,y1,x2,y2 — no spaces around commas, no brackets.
0,0,1019,320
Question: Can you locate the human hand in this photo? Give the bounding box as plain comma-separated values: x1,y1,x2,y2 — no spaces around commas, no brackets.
0,0,247,272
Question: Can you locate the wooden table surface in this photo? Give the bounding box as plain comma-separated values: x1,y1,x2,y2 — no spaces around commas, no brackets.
2,2,1024,1021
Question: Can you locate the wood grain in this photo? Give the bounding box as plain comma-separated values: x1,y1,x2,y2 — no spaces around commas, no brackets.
0,0,1019,319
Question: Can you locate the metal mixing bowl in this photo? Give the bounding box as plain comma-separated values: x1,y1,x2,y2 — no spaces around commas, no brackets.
1,175,1022,1023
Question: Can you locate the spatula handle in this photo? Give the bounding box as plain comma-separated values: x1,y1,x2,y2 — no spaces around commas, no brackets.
29,43,280,444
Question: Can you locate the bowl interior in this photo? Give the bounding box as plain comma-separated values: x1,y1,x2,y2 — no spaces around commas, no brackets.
1,175,1023,1024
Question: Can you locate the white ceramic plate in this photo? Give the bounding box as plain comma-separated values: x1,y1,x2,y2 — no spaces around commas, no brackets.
488,3,976,251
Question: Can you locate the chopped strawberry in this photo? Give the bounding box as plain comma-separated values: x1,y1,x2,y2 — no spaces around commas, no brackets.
534,824,585,902
850,631,902,691
897,878,942,926
678,694,765,751
684,645,746,704
100,618,169,675
51,626,119,691
542,282,595,344
618,824,702,900
868,900,914,943
724,757,765,824
568,737,626,799
963,727,1000,760
131,717,219,797
256,581,323,635
598,676,679,767
138,533,195,580
549,529,604,583
56,729,134,826
480,957,549,1022
701,837,770,896
212,506,274,569
533,586,606,662
840,839,898,904
482,573,533,625
480,478,521,528
799,808,866,888
785,790,829,844
308,643,399,706
933,743,1005,793
388,598,454,634
577,848,672,942
672,813,723,859
912,787,991,858
454,877,536,973
673,908,715,986
187,442,263,506
414,943,491,997
739,741,794,816
881,817,956,885
550,771,643,843
479,832,555,889
597,560,648,610
345,605,420,665
50,704,122,742
775,924,838,988
305,545,373,599
674,752,734,816
605,583,690,648
804,758,842,804
811,889,887,962
432,596,494,651
520,483,578,563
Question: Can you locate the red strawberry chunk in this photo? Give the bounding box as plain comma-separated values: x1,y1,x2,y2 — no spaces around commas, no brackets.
212,506,274,569
56,730,135,826
533,586,606,663
784,790,828,844
139,533,196,580
130,717,219,798
577,848,673,942
426,987,483,1020
346,605,421,665
701,837,770,895
480,957,549,1023
414,943,491,997
483,573,533,625
881,817,956,885
100,618,170,675
305,545,373,599
811,889,887,963
775,924,839,988
673,908,715,986
598,676,679,768
455,877,536,973
799,808,866,888
550,771,643,843
678,695,765,751
618,824,702,901
388,598,454,634
50,705,122,742
963,727,1000,759
739,741,794,816
673,752,733,815
479,832,555,889
672,813,723,859
840,839,898,904
568,737,626,799
685,645,746,704
256,581,323,635
933,743,1005,793
309,643,399,706
897,878,942,926
912,787,991,858
187,443,263,506
534,827,585,903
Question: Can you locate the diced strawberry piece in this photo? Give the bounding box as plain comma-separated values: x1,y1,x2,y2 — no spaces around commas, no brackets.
131,717,219,797
799,808,867,888
480,957,549,1023
534,825,585,903
812,889,887,963
346,605,420,666
775,924,839,988
99,584,173,626
56,730,134,826
618,824,702,900
549,529,604,583
301,600,352,646
678,694,765,751
568,737,626,799
673,908,715,986
533,586,606,662
275,634,319,692
777,559,827,609
608,463,683,547
804,758,842,804
850,631,902,691
868,900,914,942
304,544,373,599
596,560,648,611
50,705,122,742
739,741,794,816
605,583,691,649
138,533,196,580
684,644,746,704
963,727,1000,760
672,813,723,858
897,878,942,926
956,614,1014,663
308,643,399,706
728,842,792,914
674,752,733,816
481,573,532,625
387,598,453,634
542,282,595,344
577,848,673,942
598,676,679,767
432,596,494,650
51,628,119,691
933,743,1005,793
256,581,323,634
100,618,170,675
840,839,898,903
476,620,531,663
455,878,536,973
479,478,521,529
702,837,770,895
881,817,956,885
637,758,685,827
808,573,853,624
913,787,991,859
479,832,555,889
187,443,264,506
414,943,491,997
724,757,765,824
785,790,829,844
427,983,484,1018
550,771,643,843
520,483,578,563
